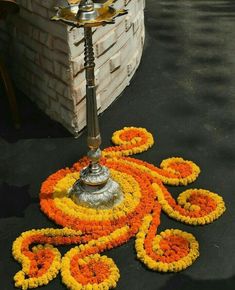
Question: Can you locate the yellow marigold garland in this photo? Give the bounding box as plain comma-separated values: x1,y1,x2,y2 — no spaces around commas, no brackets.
136,214,199,272
11,126,226,290
153,184,226,225
61,226,129,290
61,252,120,290
111,156,200,186
102,127,154,158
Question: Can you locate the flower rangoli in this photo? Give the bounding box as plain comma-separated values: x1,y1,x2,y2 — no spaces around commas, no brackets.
12,127,226,290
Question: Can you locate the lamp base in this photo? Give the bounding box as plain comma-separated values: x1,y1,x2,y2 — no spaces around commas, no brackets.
69,178,123,209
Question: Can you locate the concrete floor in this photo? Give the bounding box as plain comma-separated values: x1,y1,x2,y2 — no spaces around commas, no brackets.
1,1,235,289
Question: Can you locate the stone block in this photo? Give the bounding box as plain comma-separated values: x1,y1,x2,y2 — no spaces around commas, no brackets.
95,30,117,57
0,0,145,135
109,51,121,73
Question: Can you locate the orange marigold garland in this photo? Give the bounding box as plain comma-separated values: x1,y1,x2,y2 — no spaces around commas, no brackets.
12,127,226,290
135,204,199,272
153,183,226,225
102,126,154,158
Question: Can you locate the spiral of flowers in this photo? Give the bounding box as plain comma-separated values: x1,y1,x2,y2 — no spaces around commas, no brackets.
12,127,226,290
102,126,154,158
136,204,199,272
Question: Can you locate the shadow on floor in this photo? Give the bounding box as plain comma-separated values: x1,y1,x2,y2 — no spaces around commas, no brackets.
0,183,37,218
159,273,235,290
0,86,71,143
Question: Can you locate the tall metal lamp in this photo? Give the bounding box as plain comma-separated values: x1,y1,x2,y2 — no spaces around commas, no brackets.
52,0,127,209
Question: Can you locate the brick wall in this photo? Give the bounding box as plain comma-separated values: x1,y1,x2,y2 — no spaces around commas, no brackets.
1,0,145,134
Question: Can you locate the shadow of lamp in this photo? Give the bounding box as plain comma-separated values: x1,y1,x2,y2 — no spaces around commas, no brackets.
52,0,127,209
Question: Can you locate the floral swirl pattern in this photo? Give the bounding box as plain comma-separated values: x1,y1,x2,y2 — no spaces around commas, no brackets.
12,127,226,289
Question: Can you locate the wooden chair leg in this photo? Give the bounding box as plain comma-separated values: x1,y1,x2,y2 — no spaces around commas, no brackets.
0,57,20,129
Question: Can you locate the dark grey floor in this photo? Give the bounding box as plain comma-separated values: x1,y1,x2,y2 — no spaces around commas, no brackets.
1,0,235,289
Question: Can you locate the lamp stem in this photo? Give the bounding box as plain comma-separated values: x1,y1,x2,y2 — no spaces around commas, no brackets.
84,26,101,150
82,25,107,184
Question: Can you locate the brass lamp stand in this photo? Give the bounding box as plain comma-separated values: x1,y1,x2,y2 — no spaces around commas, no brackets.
52,0,127,209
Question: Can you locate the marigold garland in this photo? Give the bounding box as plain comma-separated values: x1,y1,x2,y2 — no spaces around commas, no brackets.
135,204,199,272
102,127,154,158
12,126,226,290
